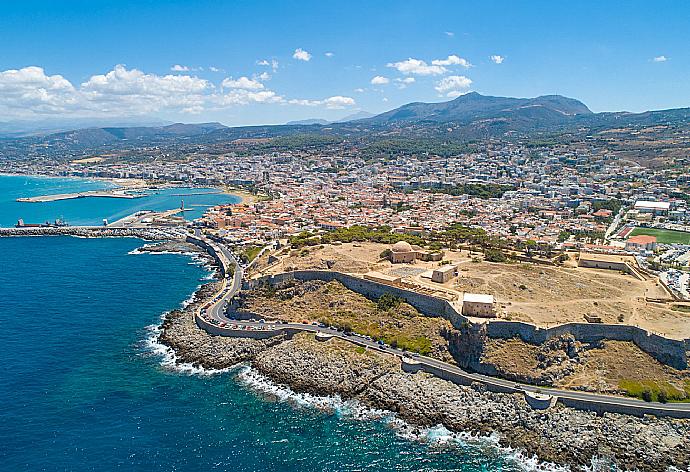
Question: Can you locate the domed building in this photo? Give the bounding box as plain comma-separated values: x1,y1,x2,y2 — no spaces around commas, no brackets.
390,240,418,263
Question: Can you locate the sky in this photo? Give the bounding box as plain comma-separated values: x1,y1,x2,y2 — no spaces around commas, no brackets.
0,0,688,126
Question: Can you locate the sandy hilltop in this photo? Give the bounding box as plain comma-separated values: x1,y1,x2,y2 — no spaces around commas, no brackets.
155,268,690,471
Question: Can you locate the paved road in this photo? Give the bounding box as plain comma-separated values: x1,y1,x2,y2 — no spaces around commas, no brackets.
198,236,690,417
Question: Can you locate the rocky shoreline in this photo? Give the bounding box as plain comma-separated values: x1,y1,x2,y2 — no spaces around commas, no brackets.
157,283,690,471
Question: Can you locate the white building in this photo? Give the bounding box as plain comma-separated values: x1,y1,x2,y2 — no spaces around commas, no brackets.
462,293,495,317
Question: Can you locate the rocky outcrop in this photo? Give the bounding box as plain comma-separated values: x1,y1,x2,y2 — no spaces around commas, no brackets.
445,325,591,385
158,281,283,369
157,272,690,470
253,334,690,471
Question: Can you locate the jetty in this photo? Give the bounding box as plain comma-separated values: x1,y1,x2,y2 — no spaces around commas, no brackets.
17,189,140,203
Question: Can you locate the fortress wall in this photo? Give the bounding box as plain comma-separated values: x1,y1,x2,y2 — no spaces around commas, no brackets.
487,320,688,370
247,270,688,369
194,313,283,339
246,270,469,328
186,236,226,277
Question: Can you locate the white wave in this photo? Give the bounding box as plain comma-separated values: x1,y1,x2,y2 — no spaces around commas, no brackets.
234,366,573,471
141,319,233,376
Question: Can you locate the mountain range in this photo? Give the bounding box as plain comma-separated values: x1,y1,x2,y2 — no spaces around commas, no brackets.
3,93,690,150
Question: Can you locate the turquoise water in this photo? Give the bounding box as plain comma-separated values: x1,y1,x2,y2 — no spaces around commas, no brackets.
0,177,530,471
0,174,239,227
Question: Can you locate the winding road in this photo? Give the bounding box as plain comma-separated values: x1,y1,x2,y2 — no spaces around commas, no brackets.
196,234,690,418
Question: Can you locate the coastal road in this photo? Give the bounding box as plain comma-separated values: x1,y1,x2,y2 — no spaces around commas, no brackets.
198,237,690,417
211,318,690,416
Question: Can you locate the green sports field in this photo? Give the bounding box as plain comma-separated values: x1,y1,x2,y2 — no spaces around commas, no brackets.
629,227,690,245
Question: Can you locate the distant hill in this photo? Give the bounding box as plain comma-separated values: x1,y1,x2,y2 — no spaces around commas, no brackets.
42,122,227,147
0,117,174,138
335,111,375,122
286,118,330,125
364,92,592,127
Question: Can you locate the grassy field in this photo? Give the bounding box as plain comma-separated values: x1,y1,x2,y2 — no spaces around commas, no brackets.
619,379,690,403
629,227,690,245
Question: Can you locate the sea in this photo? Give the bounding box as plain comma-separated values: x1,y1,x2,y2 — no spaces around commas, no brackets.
0,175,549,471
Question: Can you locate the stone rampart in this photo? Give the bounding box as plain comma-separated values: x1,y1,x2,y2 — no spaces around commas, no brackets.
245,270,469,328
486,320,688,370
248,270,689,370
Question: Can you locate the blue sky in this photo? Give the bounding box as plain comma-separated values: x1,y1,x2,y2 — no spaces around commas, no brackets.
0,0,688,125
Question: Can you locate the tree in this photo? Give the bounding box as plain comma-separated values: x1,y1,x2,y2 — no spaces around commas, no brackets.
379,249,393,260
484,249,508,263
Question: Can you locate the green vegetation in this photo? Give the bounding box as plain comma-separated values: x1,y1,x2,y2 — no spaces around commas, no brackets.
618,379,690,403
316,312,433,355
321,225,425,246
484,248,508,263
425,183,515,199
377,293,404,311
290,225,426,248
592,198,624,214
362,138,471,159
630,227,690,245
236,245,263,264
557,230,572,242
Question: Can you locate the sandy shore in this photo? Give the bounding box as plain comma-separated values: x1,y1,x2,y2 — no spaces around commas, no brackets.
222,186,258,204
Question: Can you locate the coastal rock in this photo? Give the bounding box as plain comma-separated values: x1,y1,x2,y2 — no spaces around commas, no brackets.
252,333,690,471
156,279,690,470
158,281,281,369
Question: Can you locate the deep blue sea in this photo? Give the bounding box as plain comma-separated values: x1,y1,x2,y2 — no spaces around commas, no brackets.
0,176,535,471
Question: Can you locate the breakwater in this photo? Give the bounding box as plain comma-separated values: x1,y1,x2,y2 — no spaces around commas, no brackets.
0,226,182,241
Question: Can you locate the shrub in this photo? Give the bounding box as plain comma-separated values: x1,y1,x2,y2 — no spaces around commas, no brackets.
484,249,508,263
377,293,403,311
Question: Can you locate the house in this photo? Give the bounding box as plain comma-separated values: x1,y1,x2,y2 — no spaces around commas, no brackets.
634,200,670,216
432,265,457,283
462,293,495,317
625,235,657,252
389,241,418,263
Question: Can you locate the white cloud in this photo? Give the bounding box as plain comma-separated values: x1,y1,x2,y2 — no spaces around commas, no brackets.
324,96,355,108
0,66,78,116
394,77,415,89
490,55,505,64
171,64,190,72
354,88,365,93
432,54,471,68
289,95,355,109
445,31,454,37
387,58,447,75
81,65,211,114
0,64,356,118
325,52,334,57
221,76,264,90
209,66,221,72
258,59,279,71
216,89,283,106
293,48,312,61
653,55,668,62
370,75,390,85
256,72,271,81
435,75,472,97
